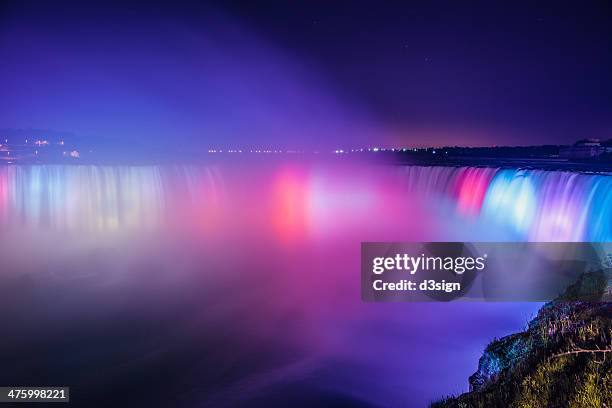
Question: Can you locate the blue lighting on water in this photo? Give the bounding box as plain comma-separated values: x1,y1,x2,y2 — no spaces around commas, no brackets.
481,170,537,236
0,164,610,242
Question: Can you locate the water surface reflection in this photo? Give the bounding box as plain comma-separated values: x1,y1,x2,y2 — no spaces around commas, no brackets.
2,162,598,406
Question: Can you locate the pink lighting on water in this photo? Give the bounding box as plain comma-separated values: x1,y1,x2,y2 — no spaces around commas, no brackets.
455,167,497,217
0,167,7,219
272,168,309,243
0,164,609,242
0,162,609,407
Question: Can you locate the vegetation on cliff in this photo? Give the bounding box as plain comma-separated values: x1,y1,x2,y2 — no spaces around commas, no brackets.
432,270,611,408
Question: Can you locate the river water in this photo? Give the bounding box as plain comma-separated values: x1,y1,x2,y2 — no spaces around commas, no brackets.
0,161,608,407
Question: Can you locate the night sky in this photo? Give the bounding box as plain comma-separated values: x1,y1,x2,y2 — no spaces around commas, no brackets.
1,0,610,150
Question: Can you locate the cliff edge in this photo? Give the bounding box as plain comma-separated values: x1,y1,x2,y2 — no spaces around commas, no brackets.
432,269,611,408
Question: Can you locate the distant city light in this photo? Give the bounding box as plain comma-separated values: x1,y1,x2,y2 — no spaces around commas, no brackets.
198,145,530,157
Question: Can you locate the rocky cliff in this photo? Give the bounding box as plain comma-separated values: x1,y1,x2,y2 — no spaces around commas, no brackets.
433,269,611,408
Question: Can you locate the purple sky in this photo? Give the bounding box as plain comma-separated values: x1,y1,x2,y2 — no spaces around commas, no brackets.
0,1,610,150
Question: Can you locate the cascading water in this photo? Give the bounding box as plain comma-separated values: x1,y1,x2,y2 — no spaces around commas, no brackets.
0,165,221,230
0,164,610,241
402,166,612,241
481,168,612,241
0,163,605,408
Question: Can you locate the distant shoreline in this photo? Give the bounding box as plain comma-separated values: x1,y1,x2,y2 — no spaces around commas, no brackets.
2,154,612,175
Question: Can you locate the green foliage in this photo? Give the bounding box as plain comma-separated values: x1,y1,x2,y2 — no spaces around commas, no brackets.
515,355,569,407
431,270,612,408
569,361,609,408
432,354,611,408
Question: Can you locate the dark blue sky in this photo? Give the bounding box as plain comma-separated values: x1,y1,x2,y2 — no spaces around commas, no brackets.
1,0,610,149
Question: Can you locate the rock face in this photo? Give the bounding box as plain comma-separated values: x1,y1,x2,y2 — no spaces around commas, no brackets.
468,332,531,392
433,270,612,408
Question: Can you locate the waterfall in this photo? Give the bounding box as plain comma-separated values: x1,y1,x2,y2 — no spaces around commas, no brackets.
0,165,222,231
401,166,612,241
0,164,610,241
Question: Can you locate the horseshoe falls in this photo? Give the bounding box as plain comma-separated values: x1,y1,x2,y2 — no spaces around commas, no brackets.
0,164,609,242
0,162,608,408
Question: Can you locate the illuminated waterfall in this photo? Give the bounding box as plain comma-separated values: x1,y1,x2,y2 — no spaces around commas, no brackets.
480,169,612,241
0,164,610,241
0,165,222,231
401,166,612,241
